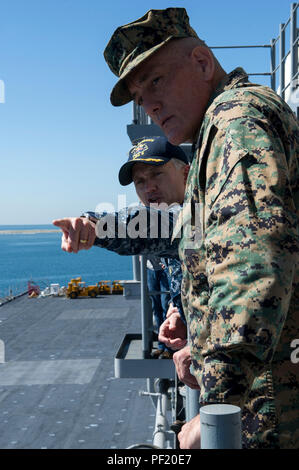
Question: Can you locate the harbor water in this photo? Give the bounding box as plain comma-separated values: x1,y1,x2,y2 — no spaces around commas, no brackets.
0,225,133,298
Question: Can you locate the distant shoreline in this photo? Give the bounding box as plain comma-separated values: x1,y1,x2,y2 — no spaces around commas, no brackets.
0,229,61,235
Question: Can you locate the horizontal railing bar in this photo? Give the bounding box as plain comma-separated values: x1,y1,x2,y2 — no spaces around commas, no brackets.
210,44,271,49
247,72,272,76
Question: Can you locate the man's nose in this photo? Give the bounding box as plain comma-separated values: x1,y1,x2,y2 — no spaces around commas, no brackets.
142,96,162,122
144,179,157,193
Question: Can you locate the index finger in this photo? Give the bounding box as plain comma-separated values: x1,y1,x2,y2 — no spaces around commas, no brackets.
52,218,73,239
53,218,71,230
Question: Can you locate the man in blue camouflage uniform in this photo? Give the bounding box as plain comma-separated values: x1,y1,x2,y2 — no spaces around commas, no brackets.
118,135,188,356
53,8,299,448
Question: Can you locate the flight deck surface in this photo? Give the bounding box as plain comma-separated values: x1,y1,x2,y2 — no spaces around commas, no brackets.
0,294,156,449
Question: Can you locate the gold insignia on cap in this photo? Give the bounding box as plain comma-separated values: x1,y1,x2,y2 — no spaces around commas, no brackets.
133,157,164,163
131,142,149,159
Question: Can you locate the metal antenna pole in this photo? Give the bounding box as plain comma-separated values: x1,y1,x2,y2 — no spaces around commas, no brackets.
290,3,298,83
279,23,286,100
132,255,141,281
271,38,276,91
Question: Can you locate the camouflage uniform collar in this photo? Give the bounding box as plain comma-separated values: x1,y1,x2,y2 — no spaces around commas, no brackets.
192,68,249,146
207,67,249,108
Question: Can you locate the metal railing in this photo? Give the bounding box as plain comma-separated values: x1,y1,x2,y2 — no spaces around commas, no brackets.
270,2,298,113
0,284,28,306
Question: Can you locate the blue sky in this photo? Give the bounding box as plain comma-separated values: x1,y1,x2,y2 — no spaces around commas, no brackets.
0,0,295,224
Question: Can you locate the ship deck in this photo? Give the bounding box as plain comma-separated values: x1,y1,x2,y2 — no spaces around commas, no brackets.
0,293,157,449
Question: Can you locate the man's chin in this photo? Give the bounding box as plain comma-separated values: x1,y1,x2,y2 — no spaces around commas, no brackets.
166,135,184,146
164,128,189,146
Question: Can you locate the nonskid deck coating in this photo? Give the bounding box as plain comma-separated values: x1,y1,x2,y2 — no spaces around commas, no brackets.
0,294,156,449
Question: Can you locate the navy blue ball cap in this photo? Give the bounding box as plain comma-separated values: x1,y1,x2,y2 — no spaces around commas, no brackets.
119,136,189,186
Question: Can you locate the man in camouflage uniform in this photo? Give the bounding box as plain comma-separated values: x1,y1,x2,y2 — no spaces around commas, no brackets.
54,8,299,448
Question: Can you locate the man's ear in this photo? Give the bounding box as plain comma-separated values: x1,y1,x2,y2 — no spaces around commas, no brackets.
191,46,215,81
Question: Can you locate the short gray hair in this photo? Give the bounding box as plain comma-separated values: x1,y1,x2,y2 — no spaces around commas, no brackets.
171,157,188,170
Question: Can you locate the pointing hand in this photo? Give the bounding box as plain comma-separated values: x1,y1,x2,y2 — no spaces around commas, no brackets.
53,217,96,253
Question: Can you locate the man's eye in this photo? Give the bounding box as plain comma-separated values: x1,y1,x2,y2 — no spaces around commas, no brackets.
152,77,161,86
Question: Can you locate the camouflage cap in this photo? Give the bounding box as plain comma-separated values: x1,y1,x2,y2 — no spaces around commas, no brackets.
104,8,198,107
